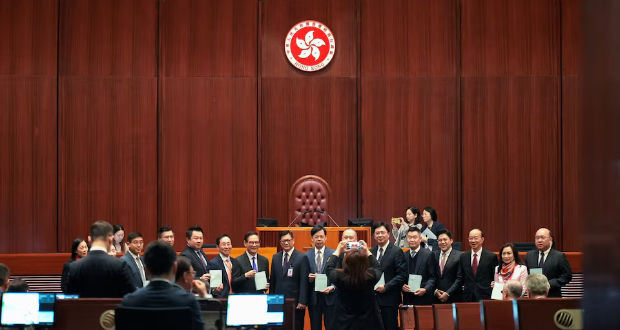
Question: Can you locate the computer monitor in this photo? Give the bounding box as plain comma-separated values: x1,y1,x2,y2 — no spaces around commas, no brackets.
257,218,278,227
0,292,56,326
348,218,373,227
226,294,284,328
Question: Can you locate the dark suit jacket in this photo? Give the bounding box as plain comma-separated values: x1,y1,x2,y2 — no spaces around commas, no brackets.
66,250,136,298
459,248,498,301
180,245,209,278
232,252,270,294
206,254,242,298
370,242,407,307
403,248,437,292
61,261,73,293
122,280,203,330
524,248,572,297
433,248,463,302
120,252,145,289
270,249,310,305
306,247,337,307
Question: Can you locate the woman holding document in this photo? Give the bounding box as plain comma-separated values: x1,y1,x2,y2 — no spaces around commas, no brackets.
492,243,528,292
325,240,384,330
420,206,445,251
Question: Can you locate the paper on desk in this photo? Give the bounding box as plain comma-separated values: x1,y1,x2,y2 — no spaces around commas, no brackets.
314,274,328,291
374,273,385,290
254,271,267,290
408,274,422,291
209,270,222,289
529,268,543,274
491,283,504,300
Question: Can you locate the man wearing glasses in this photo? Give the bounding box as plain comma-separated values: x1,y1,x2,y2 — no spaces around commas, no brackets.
270,230,310,330
524,228,572,297
232,231,270,294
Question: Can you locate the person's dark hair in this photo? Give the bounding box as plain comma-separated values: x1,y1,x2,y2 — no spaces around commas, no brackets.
158,226,174,239
70,238,86,261
91,221,114,241
372,222,390,235
342,250,371,287
113,224,125,235
127,232,143,243
311,225,326,237
548,229,555,248
437,230,453,240
244,231,259,242
498,243,523,272
175,256,192,282
216,234,230,246
186,226,204,239
7,278,28,292
279,230,294,239
144,241,177,276
423,206,437,221
406,206,422,226
0,263,10,284
407,226,422,235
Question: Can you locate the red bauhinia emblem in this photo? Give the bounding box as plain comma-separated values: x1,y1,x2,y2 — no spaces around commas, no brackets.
285,20,335,72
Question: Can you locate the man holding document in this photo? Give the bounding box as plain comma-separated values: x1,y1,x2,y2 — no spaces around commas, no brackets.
402,227,436,305
306,225,336,330
232,231,270,294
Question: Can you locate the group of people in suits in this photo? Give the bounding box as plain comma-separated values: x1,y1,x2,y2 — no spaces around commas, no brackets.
56,214,573,330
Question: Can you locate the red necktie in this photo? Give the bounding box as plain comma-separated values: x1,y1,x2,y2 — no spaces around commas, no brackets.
472,253,478,276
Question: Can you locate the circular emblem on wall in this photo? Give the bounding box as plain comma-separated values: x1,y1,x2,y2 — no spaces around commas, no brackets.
284,20,335,72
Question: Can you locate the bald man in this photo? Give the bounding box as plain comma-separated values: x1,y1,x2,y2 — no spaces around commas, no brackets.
459,229,498,301
524,228,572,297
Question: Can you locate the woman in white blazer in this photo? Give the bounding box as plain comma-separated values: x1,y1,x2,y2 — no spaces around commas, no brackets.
492,243,528,294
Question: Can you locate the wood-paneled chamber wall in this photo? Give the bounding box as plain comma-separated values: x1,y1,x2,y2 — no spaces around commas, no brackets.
0,0,581,253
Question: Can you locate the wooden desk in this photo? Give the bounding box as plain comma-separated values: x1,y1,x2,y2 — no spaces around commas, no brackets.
52,298,121,330
256,226,371,252
454,303,482,330
414,306,435,330
481,300,514,330
399,306,416,330
514,298,582,330
433,304,455,330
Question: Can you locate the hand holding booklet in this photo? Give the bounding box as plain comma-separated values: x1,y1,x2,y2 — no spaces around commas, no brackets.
374,273,385,290
408,274,422,292
491,283,504,300
314,274,328,291
254,271,267,290
209,270,222,290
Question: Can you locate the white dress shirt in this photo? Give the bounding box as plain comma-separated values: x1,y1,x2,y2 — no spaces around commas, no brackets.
471,248,482,265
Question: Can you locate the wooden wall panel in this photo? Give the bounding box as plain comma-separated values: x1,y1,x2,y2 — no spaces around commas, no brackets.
360,0,459,77
361,78,460,232
59,0,158,77
159,0,257,77
0,77,57,253
561,0,582,251
58,78,158,252
260,77,358,226
0,0,58,76
159,78,257,250
461,77,560,251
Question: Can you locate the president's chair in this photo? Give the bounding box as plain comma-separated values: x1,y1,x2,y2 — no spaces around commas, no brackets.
115,306,194,330
289,175,331,226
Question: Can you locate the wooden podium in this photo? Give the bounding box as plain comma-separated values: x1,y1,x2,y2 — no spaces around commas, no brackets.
256,227,371,252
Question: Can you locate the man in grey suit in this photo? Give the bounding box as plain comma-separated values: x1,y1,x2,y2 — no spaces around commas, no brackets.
232,231,270,294
120,232,146,289
402,227,436,305
270,230,310,330
433,230,463,303
524,228,572,297
306,225,336,330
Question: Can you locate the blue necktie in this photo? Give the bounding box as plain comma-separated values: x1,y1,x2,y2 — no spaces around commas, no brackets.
252,256,258,271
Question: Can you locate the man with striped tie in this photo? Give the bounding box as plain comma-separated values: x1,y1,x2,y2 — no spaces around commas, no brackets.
232,231,270,294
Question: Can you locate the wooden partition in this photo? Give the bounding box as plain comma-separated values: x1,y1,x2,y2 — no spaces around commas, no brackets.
454,303,482,330
414,306,435,330
256,227,371,252
52,298,121,330
433,304,455,330
514,298,581,330
481,300,514,330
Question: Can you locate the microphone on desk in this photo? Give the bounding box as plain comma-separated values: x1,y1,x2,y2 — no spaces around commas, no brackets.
314,209,340,227
287,210,313,227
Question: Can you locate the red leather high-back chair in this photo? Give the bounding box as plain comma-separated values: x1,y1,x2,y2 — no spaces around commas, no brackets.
289,175,331,226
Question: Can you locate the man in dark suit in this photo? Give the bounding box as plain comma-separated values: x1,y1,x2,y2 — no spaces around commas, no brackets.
157,226,175,246
402,227,436,305
206,234,242,298
306,225,337,330
370,222,407,330
270,230,310,330
232,231,270,294
433,230,463,303
459,229,498,301
180,226,211,281
123,241,204,330
0,263,10,293
66,221,135,298
120,232,146,289
524,228,572,297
